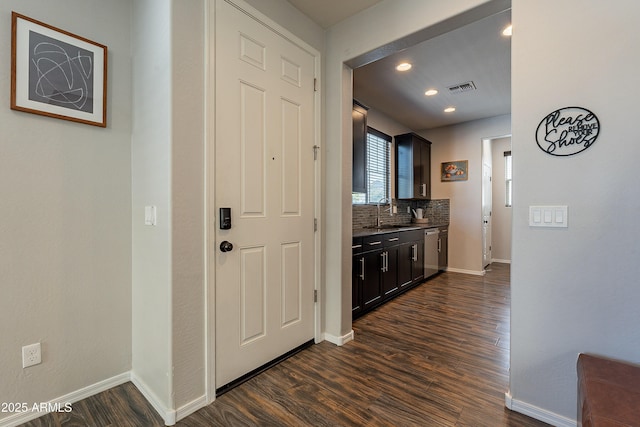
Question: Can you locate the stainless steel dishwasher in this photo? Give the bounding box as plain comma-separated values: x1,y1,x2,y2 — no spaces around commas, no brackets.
424,228,440,279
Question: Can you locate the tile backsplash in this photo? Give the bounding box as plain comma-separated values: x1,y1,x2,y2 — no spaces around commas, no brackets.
352,199,450,229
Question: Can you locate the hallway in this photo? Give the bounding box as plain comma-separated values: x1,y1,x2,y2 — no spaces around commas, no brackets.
23,264,549,426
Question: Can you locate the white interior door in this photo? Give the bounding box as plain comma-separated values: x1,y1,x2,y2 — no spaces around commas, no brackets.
482,163,492,268
214,0,316,389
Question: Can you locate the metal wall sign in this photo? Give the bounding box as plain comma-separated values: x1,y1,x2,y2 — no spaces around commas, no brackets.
535,107,600,156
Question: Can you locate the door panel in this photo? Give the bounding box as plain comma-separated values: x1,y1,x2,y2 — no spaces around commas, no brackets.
240,82,266,216
240,246,266,344
215,0,316,389
281,242,301,327
281,99,301,216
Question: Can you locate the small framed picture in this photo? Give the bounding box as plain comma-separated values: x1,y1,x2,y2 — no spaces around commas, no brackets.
441,160,468,181
11,12,107,127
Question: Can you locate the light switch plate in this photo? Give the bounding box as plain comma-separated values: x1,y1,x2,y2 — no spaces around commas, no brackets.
529,205,568,228
144,205,157,226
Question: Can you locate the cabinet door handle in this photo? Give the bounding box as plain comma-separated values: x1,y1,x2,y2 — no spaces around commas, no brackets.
438,238,441,252
421,183,427,197
368,241,382,246
380,252,385,272
385,252,389,272
388,238,399,242
412,244,417,262
360,257,365,280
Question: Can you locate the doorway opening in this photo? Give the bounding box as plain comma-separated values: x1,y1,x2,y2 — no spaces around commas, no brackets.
482,135,512,271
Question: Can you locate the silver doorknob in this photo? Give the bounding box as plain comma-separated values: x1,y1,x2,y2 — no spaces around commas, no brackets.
220,241,233,252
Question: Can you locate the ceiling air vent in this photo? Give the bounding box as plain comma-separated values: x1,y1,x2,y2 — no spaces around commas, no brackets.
447,81,476,94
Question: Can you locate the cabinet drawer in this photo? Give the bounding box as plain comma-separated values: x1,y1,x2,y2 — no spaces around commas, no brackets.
352,237,363,255
399,229,423,243
383,232,399,247
363,235,384,250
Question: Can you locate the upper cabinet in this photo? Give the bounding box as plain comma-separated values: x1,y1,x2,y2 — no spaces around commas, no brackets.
352,100,368,194
395,133,432,200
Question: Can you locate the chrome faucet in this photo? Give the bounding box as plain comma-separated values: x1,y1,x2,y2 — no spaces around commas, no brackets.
376,197,391,228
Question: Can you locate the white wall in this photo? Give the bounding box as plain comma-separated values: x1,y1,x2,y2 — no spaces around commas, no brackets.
131,0,173,414
491,137,511,263
0,0,133,423
171,0,206,411
131,0,207,420
509,0,640,423
422,115,511,274
366,107,413,137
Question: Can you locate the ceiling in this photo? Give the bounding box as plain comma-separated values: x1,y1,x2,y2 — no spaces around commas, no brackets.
285,0,383,29
285,1,511,131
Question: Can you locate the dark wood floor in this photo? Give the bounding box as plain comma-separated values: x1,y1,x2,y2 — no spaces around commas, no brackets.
21,264,549,427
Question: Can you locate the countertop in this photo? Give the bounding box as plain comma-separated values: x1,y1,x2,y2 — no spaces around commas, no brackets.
352,223,449,238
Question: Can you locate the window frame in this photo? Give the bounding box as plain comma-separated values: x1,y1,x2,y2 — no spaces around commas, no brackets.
504,150,512,207
352,127,392,205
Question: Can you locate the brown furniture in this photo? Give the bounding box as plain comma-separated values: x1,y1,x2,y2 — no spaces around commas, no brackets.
577,353,640,426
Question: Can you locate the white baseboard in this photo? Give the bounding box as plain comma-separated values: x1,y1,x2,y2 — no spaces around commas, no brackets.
0,371,206,427
0,372,130,427
505,392,576,427
130,372,176,425
323,329,354,346
176,395,208,422
445,267,486,276
491,258,511,264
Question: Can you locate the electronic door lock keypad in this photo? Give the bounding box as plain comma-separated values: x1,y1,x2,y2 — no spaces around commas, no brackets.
220,208,231,229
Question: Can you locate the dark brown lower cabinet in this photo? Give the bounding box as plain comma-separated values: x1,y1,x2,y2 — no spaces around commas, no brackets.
352,253,363,317
413,239,424,283
382,245,398,299
353,229,425,319
397,242,413,289
399,229,424,290
361,249,383,310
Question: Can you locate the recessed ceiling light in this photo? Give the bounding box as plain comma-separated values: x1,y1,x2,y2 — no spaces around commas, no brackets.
444,107,456,113
502,24,512,37
424,89,438,96
396,62,412,71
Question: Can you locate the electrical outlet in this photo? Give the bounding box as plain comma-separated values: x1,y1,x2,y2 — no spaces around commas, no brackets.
22,343,41,368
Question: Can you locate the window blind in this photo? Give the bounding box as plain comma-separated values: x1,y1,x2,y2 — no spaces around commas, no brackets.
366,128,391,204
